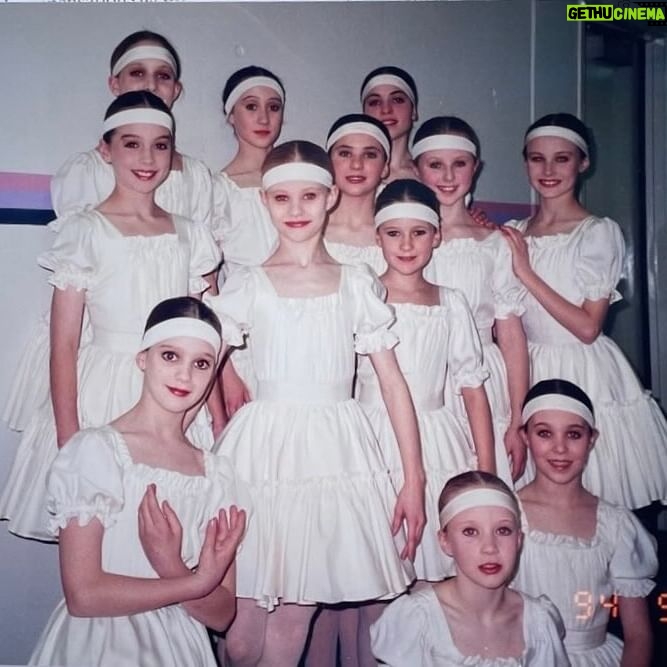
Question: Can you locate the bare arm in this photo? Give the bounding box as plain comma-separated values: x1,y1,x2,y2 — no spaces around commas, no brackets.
494,315,529,480
369,348,425,560
618,596,652,667
219,355,252,417
60,508,242,627
50,287,85,448
460,385,495,475
138,486,244,632
502,226,609,344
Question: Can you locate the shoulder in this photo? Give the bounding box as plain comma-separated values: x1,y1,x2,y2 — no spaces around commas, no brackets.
521,592,566,639
56,148,106,173
53,425,125,473
503,218,529,231
438,286,472,312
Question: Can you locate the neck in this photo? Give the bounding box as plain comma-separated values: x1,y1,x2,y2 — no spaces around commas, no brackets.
439,199,471,228
390,134,412,172
450,575,508,619
534,193,587,224
274,234,329,268
104,186,161,217
227,138,273,174
121,393,187,439
530,472,589,506
383,267,428,293
329,192,376,228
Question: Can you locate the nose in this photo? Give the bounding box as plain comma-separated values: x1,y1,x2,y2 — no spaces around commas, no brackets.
442,166,454,182
140,144,154,164
257,105,269,125
399,233,413,251
480,531,499,554
380,99,392,115
552,434,568,454
544,159,554,176
175,361,192,383
146,75,157,93
288,197,303,217
350,154,363,170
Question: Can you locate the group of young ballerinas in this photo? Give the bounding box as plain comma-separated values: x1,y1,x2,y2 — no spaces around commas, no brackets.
0,27,664,667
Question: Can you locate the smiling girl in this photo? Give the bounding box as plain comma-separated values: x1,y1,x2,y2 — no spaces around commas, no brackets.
415,117,529,486
371,470,569,666
361,66,419,183
0,92,221,541
207,141,425,665
513,379,658,666
502,113,667,507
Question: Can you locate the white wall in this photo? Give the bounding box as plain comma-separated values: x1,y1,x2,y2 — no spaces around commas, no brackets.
0,2,580,662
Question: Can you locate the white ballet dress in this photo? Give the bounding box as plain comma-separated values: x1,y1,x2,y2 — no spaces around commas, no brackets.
512,499,658,666
4,150,216,433
207,263,415,609
211,171,278,273
29,425,244,667
370,583,570,666
357,287,486,580
424,231,526,486
0,210,221,540
508,216,667,507
325,239,387,276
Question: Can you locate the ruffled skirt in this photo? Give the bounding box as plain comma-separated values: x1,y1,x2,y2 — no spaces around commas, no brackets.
29,600,217,667
213,397,415,609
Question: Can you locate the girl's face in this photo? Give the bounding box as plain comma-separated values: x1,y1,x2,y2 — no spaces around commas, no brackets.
229,85,284,150
109,48,181,108
416,148,478,207
524,136,589,201
330,133,389,196
522,409,596,486
440,503,522,590
376,217,440,275
261,180,338,242
137,336,217,413
100,123,173,194
363,85,415,141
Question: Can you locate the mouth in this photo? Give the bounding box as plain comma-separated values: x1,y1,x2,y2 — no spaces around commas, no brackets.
396,255,417,262
285,220,311,228
538,179,561,187
132,170,158,181
478,563,502,575
346,176,367,184
437,185,458,194
254,130,271,137
381,119,397,127
167,386,191,397
547,459,573,471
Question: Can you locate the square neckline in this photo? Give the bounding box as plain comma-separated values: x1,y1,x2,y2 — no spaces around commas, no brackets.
257,262,344,300
92,209,178,239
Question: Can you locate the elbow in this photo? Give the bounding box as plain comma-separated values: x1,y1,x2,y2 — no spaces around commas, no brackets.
207,601,237,633
576,323,602,345
64,587,99,618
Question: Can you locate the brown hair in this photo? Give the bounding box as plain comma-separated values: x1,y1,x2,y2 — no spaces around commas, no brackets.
261,140,333,177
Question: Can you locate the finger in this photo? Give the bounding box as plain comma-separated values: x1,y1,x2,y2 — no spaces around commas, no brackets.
162,500,183,535
390,504,402,537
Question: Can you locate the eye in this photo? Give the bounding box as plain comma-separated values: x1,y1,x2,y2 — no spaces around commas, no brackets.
155,140,172,151
161,350,177,361
244,102,258,111
536,428,551,438
528,154,544,163
461,527,478,537
128,68,145,78
391,94,407,104
157,71,174,81
123,140,139,149
364,150,380,160
426,160,442,170
335,148,352,159
269,103,283,113
303,191,319,201
413,228,428,237
496,526,514,536
194,359,211,370
555,155,571,163
273,193,289,203
384,229,400,238
567,429,583,439
453,159,469,168
365,98,380,108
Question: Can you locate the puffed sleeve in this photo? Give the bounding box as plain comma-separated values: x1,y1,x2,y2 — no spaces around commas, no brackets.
178,216,222,295
180,156,215,233
575,217,625,304
492,232,526,319
370,591,434,667
38,212,98,291
204,265,253,347
347,264,398,355
50,150,115,217
609,506,658,597
525,594,571,667
45,427,125,535
444,288,490,393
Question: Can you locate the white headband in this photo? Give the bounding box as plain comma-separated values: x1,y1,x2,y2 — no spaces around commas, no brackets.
375,202,439,229
439,489,519,528
524,126,589,156
412,134,477,159
326,121,391,157
111,46,177,77
361,74,416,106
103,108,173,134
262,162,333,190
522,394,595,428
224,76,285,115
140,318,221,356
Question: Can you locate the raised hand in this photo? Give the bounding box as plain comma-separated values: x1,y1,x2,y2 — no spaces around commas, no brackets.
501,225,532,279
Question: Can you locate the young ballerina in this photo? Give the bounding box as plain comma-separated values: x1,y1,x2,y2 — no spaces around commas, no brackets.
513,379,658,666
502,113,667,507
211,66,286,418
206,141,426,666
50,30,215,228
361,66,420,183
29,297,247,667
359,177,495,582
3,29,218,438
414,116,529,485
371,471,570,666
0,92,222,541
324,113,391,275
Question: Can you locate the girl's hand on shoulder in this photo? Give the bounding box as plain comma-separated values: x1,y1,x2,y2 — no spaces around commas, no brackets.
500,226,532,279
504,426,527,481
469,207,497,230
138,484,186,578
194,506,246,597
392,479,426,561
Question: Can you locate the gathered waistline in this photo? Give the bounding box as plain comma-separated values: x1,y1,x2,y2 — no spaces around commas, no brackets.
255,380,351,404
358,382,443,412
